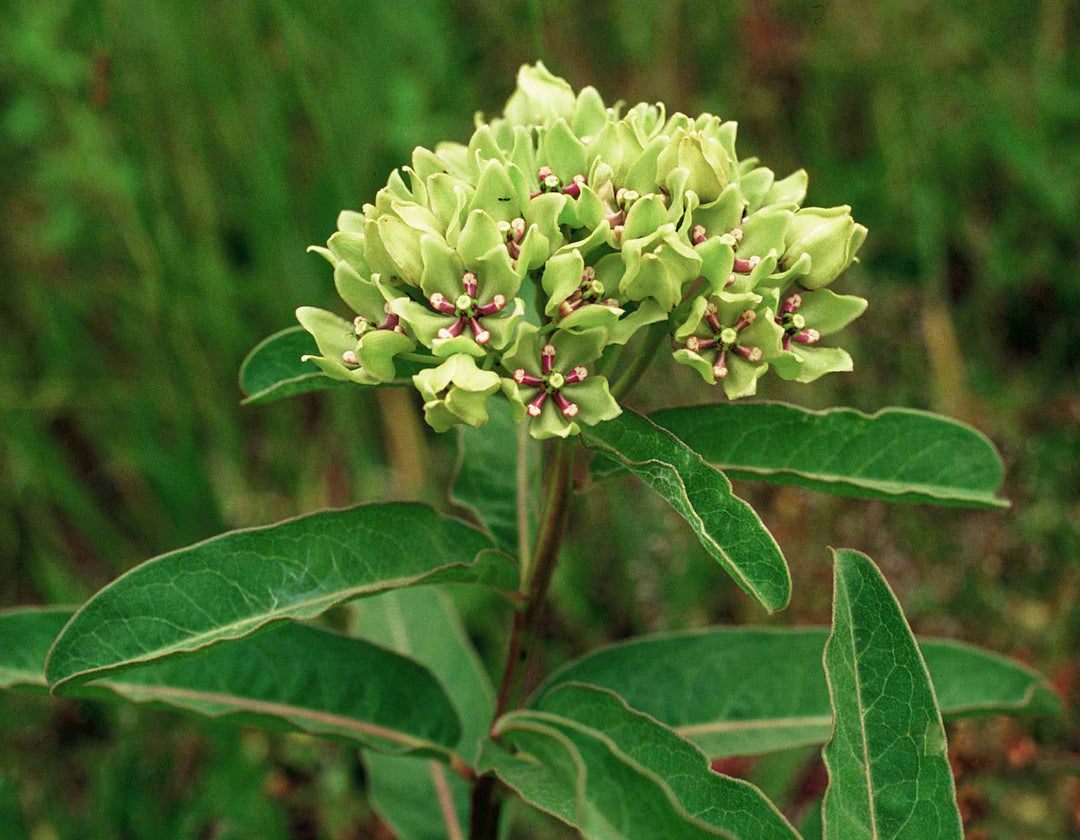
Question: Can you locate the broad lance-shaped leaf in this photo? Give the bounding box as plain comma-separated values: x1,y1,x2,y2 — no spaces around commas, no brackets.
648,403,1007,508
357,588,496,840
450,398,535,557
478,684,801,840
46,502,516,691
534,628,1058,759
582,410,790,612
822,549,962,840
0,607,465,760
239,326,428,405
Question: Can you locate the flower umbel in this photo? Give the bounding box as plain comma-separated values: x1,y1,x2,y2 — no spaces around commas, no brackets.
297,61,869,435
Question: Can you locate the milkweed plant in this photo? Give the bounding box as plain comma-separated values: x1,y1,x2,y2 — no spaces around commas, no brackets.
3,63,1059,840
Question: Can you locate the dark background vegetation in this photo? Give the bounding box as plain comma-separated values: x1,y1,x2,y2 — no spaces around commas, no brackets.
2,0,1078,837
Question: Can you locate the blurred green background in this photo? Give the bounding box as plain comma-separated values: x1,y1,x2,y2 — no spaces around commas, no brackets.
2,0,1078,837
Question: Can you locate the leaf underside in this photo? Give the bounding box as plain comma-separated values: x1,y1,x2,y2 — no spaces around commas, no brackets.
45,502,515,691
582,410,791,613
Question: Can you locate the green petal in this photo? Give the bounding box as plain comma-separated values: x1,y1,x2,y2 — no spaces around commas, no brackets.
500,322,543,378
419,234,466,300
458,210,503,268
413,353,500,399
722,355,768,400
444,384,500,428
764,169,807,208
334,263,386,321
328,231,370,277
739,308,786,360
482,298,526,350
738,208,794,258
542,251,586,315
672,347,716,384
376,215,424,285
796,289,868,335
687,183,743,234
738,166,775,212
307,245,336,267
695,237,736,294
356,329,415,382
552,326,608,367
390,200,441,236
674,295,710,341
531,399,579,440
388,300,460,354
474,245,523,303
302,354,380,385
553,221,610,260
572,85,608,137
470,159,524,222
562,376,621,426
503,61,576,127
773,344,854,383
296,306,354,361
542,118,588,181
623,135,667,195
623,195,668,241
337,210,366,234
559,304,623,335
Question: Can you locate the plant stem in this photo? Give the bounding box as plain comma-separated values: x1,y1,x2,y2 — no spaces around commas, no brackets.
469,438,574,840
611,320,668,400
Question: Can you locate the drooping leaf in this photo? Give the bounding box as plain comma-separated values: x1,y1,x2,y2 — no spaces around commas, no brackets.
239,326,428,405
532,684,802,839
648,403,1007,508
46,503,516,691
0,607,464,760
534,627,1057,759
450,398,533,556
582,410,790,612
821,549,963,839
358,588,496,840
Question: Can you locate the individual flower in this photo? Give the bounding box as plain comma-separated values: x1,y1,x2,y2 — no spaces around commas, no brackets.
771,289,868,382
296,264,414,385
780,206,868,290
390,234,524,357
673,291,784,398
413,354,502,432
501,324,620,439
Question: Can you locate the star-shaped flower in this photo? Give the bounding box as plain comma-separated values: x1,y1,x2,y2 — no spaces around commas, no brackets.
501,324,620,439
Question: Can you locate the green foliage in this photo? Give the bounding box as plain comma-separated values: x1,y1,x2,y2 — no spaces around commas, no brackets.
821,549,962,839
1,606,466,759
534,628,1059,759
3,12,1074,838
648,403,1007,507
583,410,790,612
45,503,514,690
480,687,800,839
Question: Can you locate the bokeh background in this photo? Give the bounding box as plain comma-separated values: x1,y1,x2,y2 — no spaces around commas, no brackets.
2,0,1079,837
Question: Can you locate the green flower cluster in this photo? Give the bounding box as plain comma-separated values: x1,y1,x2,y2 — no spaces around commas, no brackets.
299,62,868,438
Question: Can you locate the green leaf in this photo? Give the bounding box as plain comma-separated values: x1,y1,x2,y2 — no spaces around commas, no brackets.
534,628,1058,759
239,325,428,405
822,549,963,840
450,398,533,557
45,503,516,692
479,684,800,840
582,410,790,612
648,403,1007,508
0,607,464,759
358,588,496,840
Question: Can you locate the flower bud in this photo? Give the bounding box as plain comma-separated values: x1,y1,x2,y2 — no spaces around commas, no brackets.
781,206,867,290
655,129,731,203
